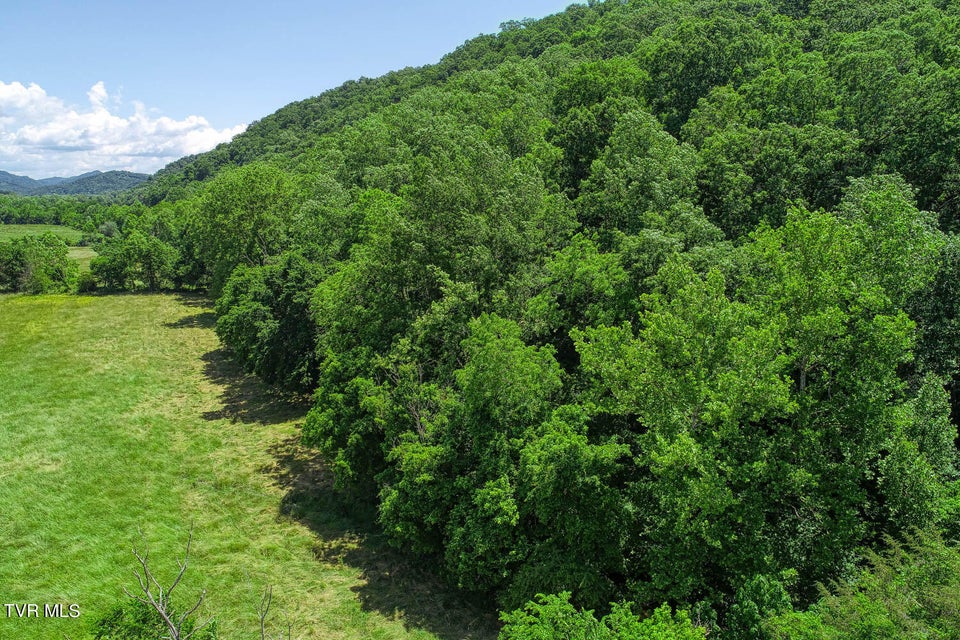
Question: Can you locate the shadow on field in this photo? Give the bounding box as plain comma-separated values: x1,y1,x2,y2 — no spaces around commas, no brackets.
264,435,500,640
167,294,498,638
173,292,213,308
164,296,311,425
199,349,310,425
165,294,218,329
165,310,218,329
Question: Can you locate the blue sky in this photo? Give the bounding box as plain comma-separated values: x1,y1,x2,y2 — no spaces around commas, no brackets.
1,0,576,178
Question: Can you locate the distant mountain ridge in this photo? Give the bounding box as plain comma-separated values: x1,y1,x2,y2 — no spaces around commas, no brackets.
0,169,149,195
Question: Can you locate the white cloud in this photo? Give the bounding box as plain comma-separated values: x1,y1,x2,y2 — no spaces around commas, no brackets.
0,81,246,178
87,81,109,111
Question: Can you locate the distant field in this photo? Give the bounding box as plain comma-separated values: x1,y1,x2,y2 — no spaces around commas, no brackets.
0,223,84,244
68,245,98,272
0,294,494,640
0,225,97,271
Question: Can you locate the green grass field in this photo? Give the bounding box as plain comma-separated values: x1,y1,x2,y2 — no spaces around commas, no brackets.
0,294,496,640
0,224,96,272
0,223,84,244
68,245,98,272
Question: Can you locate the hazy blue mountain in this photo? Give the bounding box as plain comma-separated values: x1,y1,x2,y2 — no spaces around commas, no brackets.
0,170,44,194
39,171,149,195
0,169,149,195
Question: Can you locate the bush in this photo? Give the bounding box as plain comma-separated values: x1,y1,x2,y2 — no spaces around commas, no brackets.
764,531,960,639
0,233,76,293
90,597,217,640
76,270,98,293
499,592,706,640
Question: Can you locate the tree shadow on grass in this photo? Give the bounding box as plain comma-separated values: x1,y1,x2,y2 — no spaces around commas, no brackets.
165,310,218,329
173,294,499,638
199,348,311,425
263,435,500,640
163,293,217,329
172,292,213,309
163,296,310,425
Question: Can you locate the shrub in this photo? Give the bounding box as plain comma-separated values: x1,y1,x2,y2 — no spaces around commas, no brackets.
90,597,218,640
499,592,707,640
76,270,98,293
0,233,76,293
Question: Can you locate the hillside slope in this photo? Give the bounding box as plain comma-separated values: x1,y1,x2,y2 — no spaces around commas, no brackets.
49,0,960,636
0,169,149,195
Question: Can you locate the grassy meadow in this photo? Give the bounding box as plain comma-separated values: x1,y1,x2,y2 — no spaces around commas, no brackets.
0,223,84,244
0,223,96,272
68,245,97,272
0,294,495,640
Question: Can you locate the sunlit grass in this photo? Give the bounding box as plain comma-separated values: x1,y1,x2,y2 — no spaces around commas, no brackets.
68,246,97,272
0,294,494,640
0,223,84,244
0,224,95,272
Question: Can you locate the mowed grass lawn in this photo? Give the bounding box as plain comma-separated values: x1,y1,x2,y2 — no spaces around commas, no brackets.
0,294,496,640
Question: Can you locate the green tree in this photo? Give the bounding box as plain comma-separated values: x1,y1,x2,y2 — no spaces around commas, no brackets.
572,198,950,605
0,233,76,293
696,123,863,237
638,11,797,136
196,162,298,294
500,592,706,640
91,231,178,291
576,109,701,234
215,251,325,391
765,531,960,640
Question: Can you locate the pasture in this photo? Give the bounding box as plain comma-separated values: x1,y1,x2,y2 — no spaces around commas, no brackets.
0,223,84,244
68,246,98,272
0,294,495,640
0,224,96,272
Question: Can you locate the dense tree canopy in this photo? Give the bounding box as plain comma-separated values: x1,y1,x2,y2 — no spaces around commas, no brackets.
7,0,960,636
0,232,76,293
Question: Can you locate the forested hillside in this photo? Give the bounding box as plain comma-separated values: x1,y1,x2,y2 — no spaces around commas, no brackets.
13,0,960,636
0,170,149,195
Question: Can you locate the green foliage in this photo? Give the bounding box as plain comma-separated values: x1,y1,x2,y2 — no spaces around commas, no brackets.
576,109,701,234
195,162,299,295
639,8,798,136
509,406,630,609
500,592,603,640
696,122,863,237
909,235,960,428
76,269,98,293
442,316,564,593
575,260,797,602
90,597,217,640
522,233,635,348
726,572,796,639
739,52,839,127
550,95,641,196
0,232,77,293
30,0,960,633
0,193,91,225
499,592,706,640
215,251,324,390
837,173,943,305
91,231,179,291
765,531,960,639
